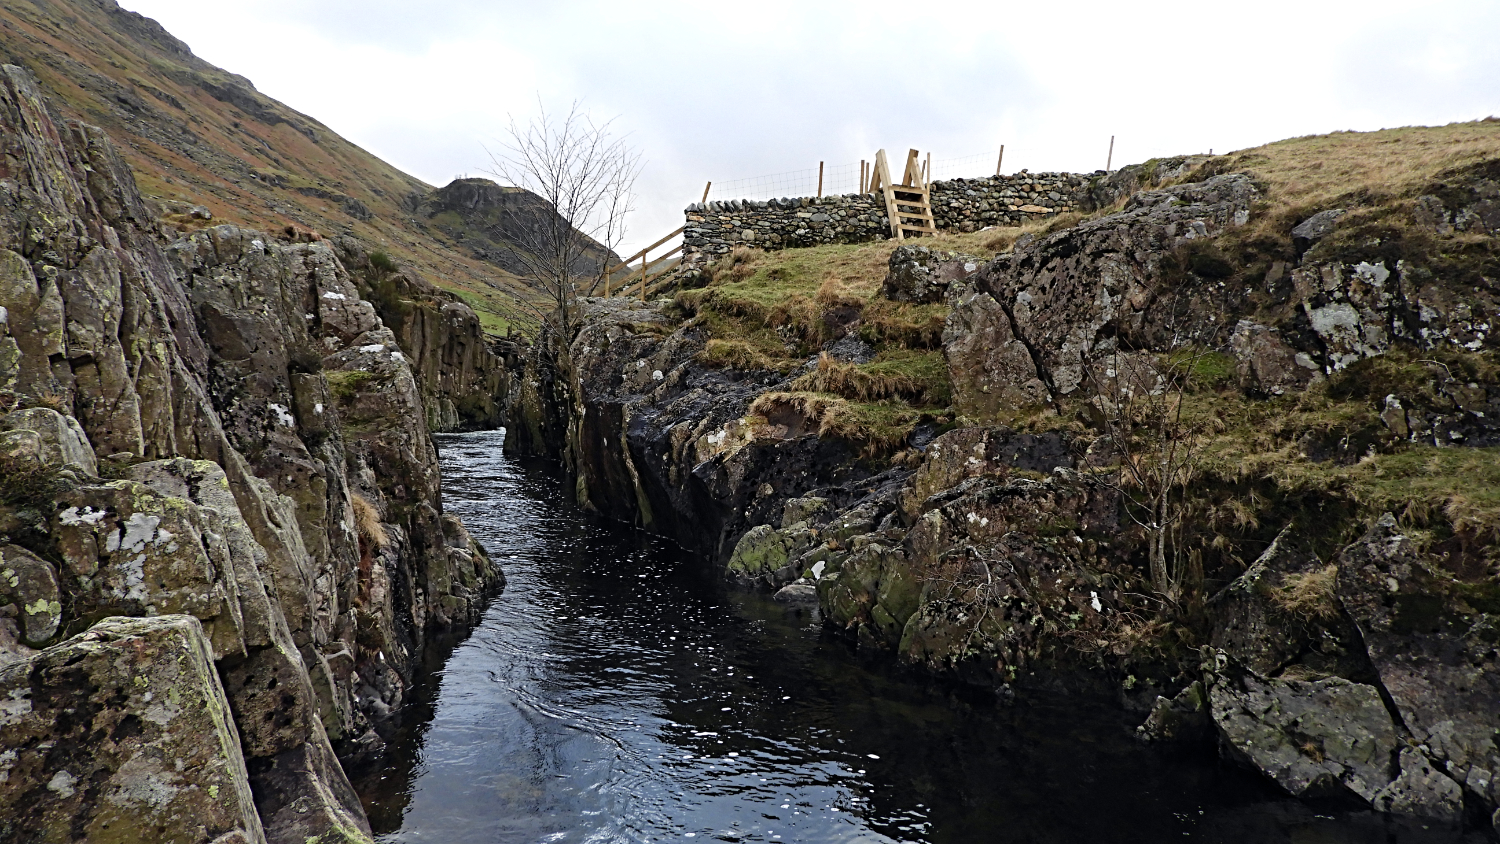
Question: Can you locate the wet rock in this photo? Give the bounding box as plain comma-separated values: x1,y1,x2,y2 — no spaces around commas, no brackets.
773,582,819,603
781,496,830,528
726,522,818,587
0,615,267,844
1372,747,1465,826
882,245,981,303
1139,681,1212,744
1208,661,1399,805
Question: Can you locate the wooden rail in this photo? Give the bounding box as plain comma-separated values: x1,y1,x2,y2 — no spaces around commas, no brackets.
602,225,685,300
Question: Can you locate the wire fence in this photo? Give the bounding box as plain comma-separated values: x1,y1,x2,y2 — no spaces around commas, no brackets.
704,152,1002,203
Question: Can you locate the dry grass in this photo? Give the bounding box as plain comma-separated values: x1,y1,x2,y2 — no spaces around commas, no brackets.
791,352,922,402
1273,565,1342,620
351,493,389,549
1213,120,1500,214
748,391,922,456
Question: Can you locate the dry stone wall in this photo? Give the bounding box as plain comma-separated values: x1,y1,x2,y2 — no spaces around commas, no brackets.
683,171,1098,256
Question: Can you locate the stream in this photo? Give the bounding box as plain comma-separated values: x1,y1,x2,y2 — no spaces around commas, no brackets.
353,430,1480,843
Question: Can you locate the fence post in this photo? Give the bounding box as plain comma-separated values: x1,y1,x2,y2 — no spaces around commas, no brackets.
701,181,712,203
925,152,931,186
639,247,647,301
996,144,1004,175
1107,135,1115,172
817,162,824,198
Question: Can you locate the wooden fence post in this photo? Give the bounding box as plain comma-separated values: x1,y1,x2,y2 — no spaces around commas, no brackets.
701,181,712,203
996,144,1004,175
925,152,931,186
1107,135,1115,172
639,248,647,301
817,161,824,198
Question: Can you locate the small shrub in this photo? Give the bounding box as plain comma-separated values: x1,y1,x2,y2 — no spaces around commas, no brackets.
368,250,397,275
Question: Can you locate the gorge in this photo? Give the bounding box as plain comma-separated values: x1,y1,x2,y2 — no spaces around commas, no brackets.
2,1,1500,842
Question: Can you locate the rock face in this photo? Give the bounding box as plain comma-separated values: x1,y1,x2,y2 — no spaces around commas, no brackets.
0,615,267,844
944,174,1258,412
0,65,502,843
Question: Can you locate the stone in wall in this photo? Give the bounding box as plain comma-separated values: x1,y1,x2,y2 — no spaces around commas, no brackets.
682,171,1099,258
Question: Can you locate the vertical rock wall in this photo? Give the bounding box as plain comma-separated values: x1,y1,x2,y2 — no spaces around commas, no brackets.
0,65,503,843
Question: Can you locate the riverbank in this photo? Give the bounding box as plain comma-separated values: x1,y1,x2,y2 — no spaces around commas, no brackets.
363,431,1486,844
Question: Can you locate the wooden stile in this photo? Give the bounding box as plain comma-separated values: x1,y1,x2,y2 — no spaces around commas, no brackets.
870,148,936,241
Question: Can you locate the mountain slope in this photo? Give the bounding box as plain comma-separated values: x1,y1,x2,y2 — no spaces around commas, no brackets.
0,0,539,334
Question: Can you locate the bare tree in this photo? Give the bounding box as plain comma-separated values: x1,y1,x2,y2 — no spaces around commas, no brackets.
1085,346,1210,603
487,100,642,357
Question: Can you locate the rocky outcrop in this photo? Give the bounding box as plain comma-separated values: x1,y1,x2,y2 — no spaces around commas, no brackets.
520,137,1500,832
331,239,518,432
944,174,1258,412
410,177,615,277
0,65,501,842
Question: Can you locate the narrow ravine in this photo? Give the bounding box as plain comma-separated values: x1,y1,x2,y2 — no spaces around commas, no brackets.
354,431,1476,844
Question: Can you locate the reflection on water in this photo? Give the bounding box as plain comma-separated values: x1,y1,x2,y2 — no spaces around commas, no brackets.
354,430,1484,843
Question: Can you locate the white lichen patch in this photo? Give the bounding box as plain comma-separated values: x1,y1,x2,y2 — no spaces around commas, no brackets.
0,689,32,727
268,403,296,427
359,344,386,353
106,753,180,810
321,291,347,300
59,505,108,526
46,769,76,798
109,513,162,554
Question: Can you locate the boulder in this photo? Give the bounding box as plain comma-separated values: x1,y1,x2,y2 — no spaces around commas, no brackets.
773,582,819,603
725,522,819,587
0,615,267,844
1290,208,1345,253
898,427,1072,522
882,245,982,303
1208,662,1399,804
0,543,62,646
1208,526,1365,679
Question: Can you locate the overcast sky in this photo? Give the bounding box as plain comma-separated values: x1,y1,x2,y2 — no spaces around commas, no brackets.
121,0,1500,257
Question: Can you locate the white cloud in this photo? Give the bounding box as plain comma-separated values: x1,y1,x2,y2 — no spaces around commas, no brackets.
122,0,1500,256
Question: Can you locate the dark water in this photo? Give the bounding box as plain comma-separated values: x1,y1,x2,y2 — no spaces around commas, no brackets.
355,430,1482,844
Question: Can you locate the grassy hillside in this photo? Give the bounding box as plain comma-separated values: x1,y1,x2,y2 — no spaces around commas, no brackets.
0,0,532,335
669,119,1500,546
